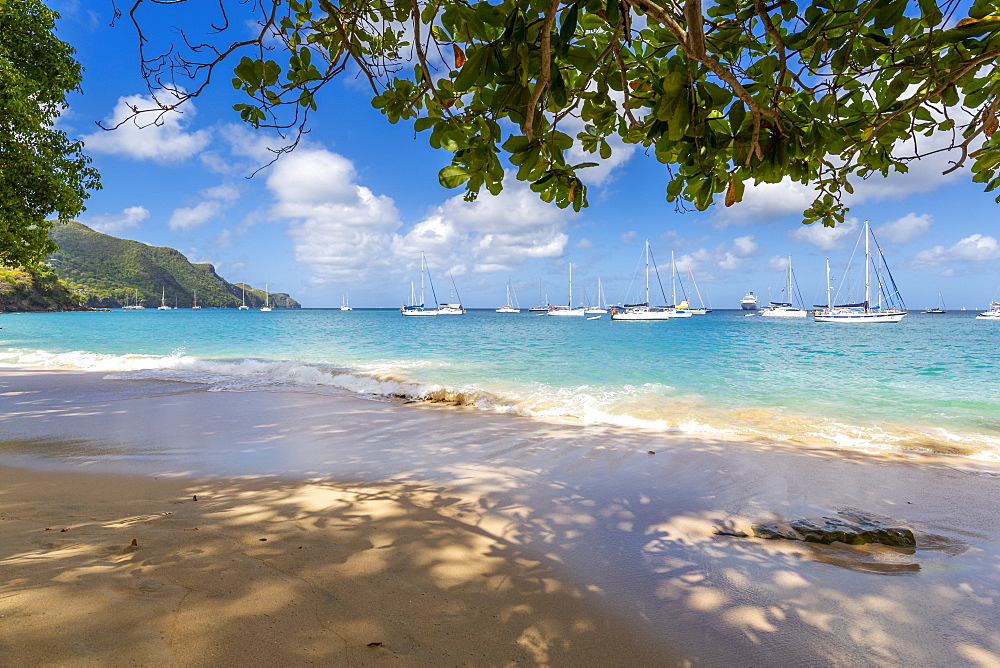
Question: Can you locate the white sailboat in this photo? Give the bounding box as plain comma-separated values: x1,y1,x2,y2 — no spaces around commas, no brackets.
401,253,439,316
496,278,520,313
976,303,1000,320
584,278,608,315
546,263,587,316
684,268,711,314
157,286,171,310
761,257,808,318
611,240,672,321
191,289,201,310
260,284,272,311
814,221,907,323
665,251,692,318
123,288,145,309
340,293,353,311
438,273,466,315
528,280,549,312
238,284,249,310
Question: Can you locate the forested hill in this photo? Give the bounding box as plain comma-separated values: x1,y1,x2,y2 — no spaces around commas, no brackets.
48,221,301,309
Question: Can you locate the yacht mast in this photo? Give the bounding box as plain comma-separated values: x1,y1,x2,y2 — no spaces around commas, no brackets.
644,241,650,305
864,220,871,313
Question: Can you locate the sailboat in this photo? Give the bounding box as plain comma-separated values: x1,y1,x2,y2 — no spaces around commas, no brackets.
611,241,672,321
761,257,808,318
238,284,250,310
340,293,353,311
528,280,549,312
685,268,711,314
496,278,520,313
584,278,608,315
437,273,466,315
546,263,587,316
401,253,439,316
191,289,201,310
665,251,692,317
260,284,272,311
924,290,946,314
157,286,171,310
123,288,144,309
814,220,907,323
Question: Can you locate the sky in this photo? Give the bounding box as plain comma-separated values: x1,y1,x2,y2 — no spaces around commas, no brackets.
47,1,1000,310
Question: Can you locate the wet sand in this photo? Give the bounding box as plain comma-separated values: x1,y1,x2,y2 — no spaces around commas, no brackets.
2,368,1000,666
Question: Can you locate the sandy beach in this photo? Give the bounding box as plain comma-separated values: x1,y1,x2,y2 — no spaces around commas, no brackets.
2,368,1000,666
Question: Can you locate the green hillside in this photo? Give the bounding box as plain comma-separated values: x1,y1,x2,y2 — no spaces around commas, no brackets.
47,221,300,309
0,264,86,312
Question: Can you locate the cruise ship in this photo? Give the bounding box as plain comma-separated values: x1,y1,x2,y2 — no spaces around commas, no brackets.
740,291,759,310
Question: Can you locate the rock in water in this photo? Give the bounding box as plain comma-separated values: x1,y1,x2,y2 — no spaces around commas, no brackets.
751,513,916,548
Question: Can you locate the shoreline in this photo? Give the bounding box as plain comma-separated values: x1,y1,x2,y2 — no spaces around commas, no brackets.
3,368,1000,665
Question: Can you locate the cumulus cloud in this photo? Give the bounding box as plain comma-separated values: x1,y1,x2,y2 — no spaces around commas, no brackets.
791,217,860,251
909,234,1000,270
575,238,595,249
82,94,210,163
84,206,150,234
168,201,226,231
711,177,816,226
392,178,572,275
268,148,402,283
621,230,638,244
874,212,932,244
671,234,762,281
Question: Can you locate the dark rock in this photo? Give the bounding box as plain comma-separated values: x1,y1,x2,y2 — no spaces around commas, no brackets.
751,513,916,548
713,527,749,538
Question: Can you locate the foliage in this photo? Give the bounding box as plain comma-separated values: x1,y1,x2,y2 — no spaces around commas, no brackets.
48,221,301,308
0,0,101,266
0,263,85,312
118,0,1000,227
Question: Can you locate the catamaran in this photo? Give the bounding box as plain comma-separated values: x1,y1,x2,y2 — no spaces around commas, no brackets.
340,293,353,311
157,286,171,310
496,278,520,313
761,256,808,318
814,220,907,323
401,253,439,316
191,289,201,310
546,263,587,316
123,288,145,309
611,240,672,321
260,284,272,311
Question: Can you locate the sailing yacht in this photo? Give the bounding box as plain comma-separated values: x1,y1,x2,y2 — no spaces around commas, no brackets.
761,257,808,318
191,289,201,309
665,251,692,318
584,278,608,315
401,253,439,316
238,285,249,309
924,290,946,314
123,288,144,309
814,221,907,323
684,268,711,314
546,263,587,316
496,279,520,313
976,303,1000,320
528,281,549,312
437,274,466,315
611,241,672,321
157,287,171,310
340,293,353,311
260,284,272,311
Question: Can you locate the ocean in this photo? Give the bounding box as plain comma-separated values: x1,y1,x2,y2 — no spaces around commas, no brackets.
2,307,998,462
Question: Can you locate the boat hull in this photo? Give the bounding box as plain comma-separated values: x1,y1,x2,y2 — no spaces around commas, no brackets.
761,307,808,318
546,308,586,316
611,310,672,321
814,311,907,323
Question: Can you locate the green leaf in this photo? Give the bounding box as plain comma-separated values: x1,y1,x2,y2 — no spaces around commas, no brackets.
438,164,471,188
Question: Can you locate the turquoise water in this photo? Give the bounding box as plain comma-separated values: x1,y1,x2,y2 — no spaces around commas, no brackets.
2,308,998,460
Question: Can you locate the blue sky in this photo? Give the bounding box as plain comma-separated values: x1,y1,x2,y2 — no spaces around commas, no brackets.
49,1,1000,310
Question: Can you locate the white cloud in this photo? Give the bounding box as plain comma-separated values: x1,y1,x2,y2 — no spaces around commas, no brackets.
82,94,210,163
791,217,860,251
767,255,791,271
575,238,595,249
84,206,149,234
268,148,401,283
392,178,572,275
168,201,225,231
874,212,932,244
621,231,638,244
711,177,816,226
909,234,1000,269
672,234,762,281
201,184,240,201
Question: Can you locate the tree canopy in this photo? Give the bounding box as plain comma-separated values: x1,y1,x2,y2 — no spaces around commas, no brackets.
121,0,999,226
0,0,101,267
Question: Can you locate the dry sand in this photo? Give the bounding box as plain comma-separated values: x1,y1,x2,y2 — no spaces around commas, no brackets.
2,368,1000,666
